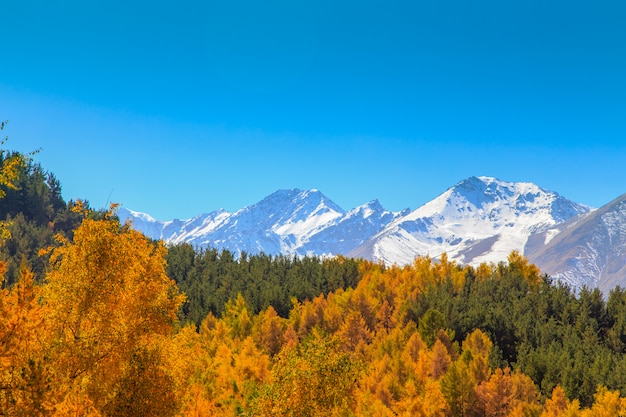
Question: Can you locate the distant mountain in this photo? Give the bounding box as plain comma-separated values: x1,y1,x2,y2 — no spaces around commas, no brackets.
527,194,626,292
118,189,407,258
348,176,590,266
119,177,626,292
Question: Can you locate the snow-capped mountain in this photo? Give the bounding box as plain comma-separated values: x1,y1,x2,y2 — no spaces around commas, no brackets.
297,199,410,256
348,176,590,266
118,189,406,257
117,207,232,245
193,189,346,255
526,194,626,292
119,176,626,291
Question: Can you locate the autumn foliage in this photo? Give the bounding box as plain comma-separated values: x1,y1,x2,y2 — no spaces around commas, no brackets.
2,151,626,415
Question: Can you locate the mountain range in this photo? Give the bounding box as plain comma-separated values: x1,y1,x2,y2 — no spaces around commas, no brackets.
117,176,626,292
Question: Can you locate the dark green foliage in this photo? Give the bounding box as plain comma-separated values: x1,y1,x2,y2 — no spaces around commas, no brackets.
411,264,626,407
166,244,362,325
2,213,52,282
0,154,84,285
418,308,448,347
0,154,63,225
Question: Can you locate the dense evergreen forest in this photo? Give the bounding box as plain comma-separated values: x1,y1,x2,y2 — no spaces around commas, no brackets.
0,149,92,285
167,245,361,324
3,142,626,415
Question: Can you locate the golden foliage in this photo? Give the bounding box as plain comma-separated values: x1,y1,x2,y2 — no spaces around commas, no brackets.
254,329,361,416
580,386,626,417
0,264,51,415
0,200,623,417
3,214,186,416
0,150,24,199
507,250,542,288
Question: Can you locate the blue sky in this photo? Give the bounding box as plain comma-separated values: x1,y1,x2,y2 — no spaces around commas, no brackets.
2,0,625,220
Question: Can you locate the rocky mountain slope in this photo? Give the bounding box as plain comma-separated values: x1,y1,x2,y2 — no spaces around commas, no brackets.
527,194,626,292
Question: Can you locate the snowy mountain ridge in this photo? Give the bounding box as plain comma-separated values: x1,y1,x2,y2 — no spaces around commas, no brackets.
119,188,403,258
118,176,626,291
349,176,590,266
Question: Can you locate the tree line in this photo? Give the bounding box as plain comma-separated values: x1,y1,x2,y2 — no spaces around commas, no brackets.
166,244,361,325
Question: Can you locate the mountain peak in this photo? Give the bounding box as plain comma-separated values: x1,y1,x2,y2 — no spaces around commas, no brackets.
453,176,529,197
261,188,336,205
363,176,592,268
455,175,497,187
364,198,382,209
446,176,574,217
119,180,622,292
262,188,304,201
345,199,384,219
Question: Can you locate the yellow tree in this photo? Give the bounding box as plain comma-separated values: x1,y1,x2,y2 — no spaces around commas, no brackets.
400,331,427,383
320,290,346,334
393,378,447,417
507,403,542,417
206,337,269,415
358,354,396,409
336,311,374,354
254,329,361,417
166,324,215,417
354,389,396,417
474,367,541,417
222,293,253,341
432,253,465,290
0,128,51,415
0,132,25,239
0,123,25,199
193,313,233,413
440,329,494,417
375,299,396,334
429,339,453,380
542,386,569,417
506,251,542,288
462,328,492,385
252,305,287,356
295,298,321,339
0,264,51,416
42,210,185,416
581,386,626,417
541,386,582,417
475,367,514,417
473,262,495,282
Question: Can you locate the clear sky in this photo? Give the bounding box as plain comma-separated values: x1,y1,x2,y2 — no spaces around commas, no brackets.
2,0,625,220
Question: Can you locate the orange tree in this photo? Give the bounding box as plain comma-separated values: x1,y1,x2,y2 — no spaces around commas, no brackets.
41,205,185,416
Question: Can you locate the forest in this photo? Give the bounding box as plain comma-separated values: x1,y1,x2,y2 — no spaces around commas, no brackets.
2,144,626,416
